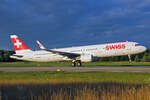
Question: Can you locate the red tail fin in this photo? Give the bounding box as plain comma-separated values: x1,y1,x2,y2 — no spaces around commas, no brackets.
10,35,30,51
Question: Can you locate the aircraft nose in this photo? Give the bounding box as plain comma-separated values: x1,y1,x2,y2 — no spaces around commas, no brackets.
141,46,147,52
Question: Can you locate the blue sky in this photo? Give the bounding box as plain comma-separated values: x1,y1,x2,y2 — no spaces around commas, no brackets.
0,0,150,50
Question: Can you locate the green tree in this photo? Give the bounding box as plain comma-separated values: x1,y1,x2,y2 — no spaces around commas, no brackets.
120,56,128,61
0,50,4,62
141,52,150,62
0,50,15,62
100,57,109,61
134,55,140,62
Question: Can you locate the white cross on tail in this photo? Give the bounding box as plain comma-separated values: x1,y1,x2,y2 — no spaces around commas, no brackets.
14,40,22,48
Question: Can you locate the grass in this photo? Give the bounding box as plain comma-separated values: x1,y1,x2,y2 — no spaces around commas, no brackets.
0,61,150,67
41,86,150,100
1,72,150,100
0,72,150,85
2,82,150,100
0,61,150,99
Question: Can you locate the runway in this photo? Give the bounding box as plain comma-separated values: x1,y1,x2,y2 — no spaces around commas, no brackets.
0,66,150,72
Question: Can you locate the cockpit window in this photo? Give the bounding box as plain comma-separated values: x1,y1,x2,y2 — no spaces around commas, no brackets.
135,44,141,46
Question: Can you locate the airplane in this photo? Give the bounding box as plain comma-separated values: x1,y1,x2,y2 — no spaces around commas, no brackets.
10,35,147,67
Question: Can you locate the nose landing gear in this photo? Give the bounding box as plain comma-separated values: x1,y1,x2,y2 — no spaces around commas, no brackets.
128,54,132,62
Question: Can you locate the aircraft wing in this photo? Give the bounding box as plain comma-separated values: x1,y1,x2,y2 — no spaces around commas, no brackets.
45,49,80,59
36,41,80,59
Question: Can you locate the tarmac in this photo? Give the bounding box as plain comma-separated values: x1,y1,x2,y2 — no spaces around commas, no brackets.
0,66,150,72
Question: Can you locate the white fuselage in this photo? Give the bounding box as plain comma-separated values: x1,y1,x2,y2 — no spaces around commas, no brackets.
11,42,147,62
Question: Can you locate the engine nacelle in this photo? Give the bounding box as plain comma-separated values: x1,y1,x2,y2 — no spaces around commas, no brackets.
80,54,93,62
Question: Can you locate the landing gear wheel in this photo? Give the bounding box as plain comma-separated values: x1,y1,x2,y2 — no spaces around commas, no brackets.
77,60,82,67
72,61,76,67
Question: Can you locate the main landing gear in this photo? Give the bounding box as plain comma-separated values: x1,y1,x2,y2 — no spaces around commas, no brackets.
72,60,82,67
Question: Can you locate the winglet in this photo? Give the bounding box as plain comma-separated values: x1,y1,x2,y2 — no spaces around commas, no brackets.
36,40,46,49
